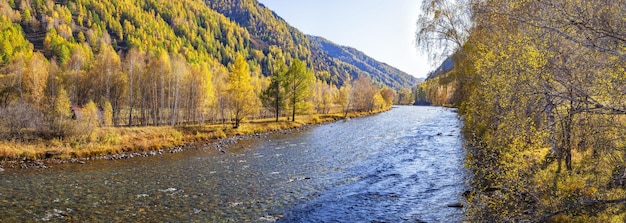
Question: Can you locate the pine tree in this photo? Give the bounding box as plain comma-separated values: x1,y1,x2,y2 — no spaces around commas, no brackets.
260,61,286,122
282,59,314,122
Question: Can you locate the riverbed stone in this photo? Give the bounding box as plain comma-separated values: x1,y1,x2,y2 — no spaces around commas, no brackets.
447,202,464,208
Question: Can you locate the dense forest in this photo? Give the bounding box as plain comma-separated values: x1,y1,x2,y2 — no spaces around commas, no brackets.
417,0,626,221
0,0,408,143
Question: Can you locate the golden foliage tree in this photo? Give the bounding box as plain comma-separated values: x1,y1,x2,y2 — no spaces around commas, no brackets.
417,0,626,221
51,87,73,136
81,100,99,134
226,54,257,128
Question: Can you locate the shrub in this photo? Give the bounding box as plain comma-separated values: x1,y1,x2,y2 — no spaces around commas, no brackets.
0,102,44,140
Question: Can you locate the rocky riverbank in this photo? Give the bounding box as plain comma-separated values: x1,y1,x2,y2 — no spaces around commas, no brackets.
0,117,320,170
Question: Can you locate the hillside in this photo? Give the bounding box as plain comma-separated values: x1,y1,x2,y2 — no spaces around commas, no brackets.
426,56,453,80
309,35,417,89
0,0,417,90
0,0,402,130
206,0,417,89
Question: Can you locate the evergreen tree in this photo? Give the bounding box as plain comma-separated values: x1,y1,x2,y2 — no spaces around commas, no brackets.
260,61,286,122
282,59,314,122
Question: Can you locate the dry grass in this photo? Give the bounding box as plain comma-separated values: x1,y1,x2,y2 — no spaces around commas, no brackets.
0,109,387,161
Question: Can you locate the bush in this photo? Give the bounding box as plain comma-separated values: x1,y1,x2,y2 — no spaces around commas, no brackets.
0,102,44,140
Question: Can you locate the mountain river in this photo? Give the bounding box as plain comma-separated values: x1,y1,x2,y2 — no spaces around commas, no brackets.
0,106,466,222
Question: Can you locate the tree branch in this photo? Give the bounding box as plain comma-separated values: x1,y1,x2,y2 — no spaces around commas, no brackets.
539,197,626,222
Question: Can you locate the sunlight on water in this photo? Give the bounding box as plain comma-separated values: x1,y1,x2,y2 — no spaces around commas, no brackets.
0,106,465,222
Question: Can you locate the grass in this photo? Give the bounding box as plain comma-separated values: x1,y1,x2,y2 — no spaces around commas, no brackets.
0,109,386,162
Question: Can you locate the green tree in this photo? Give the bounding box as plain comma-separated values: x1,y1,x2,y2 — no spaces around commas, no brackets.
260,61,286,122
282,59,314,122
413,83,429,105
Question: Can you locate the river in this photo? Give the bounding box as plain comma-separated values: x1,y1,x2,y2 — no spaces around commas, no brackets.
0,106,466,222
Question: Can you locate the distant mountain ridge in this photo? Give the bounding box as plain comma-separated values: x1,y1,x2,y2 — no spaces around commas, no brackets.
308,35,418,89
206,0,418,89
426,56,454,79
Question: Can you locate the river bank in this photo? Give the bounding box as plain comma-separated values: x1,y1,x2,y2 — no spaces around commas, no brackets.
0,110,387,169
0,106,465,222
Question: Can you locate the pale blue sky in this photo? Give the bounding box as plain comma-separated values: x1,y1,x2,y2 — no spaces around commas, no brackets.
256,0,430,78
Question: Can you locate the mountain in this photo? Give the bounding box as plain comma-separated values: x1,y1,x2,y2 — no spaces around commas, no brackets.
206,0,417,89
2,0,416,90
426,56,454,79
309,35,418,89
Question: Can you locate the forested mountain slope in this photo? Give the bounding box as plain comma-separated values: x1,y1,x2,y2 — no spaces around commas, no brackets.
0,0,400,138
309,35,418,89
425,56,453,80
2,0,415,92
206,0,418,89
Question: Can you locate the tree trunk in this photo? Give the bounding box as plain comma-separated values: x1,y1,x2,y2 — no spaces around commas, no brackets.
128,73,133,127
274,84,280,122
292,104,296,122
547,94,562,173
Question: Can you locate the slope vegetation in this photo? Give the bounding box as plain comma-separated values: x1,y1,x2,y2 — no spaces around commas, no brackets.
206,0,417,89
309,35,417,89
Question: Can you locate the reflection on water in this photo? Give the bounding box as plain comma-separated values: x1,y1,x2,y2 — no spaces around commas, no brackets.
0,106,465,222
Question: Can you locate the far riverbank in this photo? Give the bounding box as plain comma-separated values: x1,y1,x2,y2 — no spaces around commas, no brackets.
0,109,388,169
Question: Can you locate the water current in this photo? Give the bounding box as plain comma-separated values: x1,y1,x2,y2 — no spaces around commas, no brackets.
0,106,466,222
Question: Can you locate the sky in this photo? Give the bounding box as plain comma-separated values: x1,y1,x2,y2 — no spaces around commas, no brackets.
256,0,431,79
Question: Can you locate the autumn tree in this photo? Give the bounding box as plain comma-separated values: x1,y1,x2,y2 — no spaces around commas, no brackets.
419,0,626,221
168,54,188,126
213,66,230,124
185,62,214,124
379,87,395,108
226,54,256,128
337,76,352,117
396,87,414,105
102,99,113,127
81,100,99,135
66,45,91,105
50,87,73,137
123,48,145,126
413,84,429,105
313,80,336,114
0,102,42,139
415,0,472,64
351,76,378,112
92,43,125,126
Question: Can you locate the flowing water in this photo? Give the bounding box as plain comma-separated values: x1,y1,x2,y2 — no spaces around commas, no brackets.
0,106,466,222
